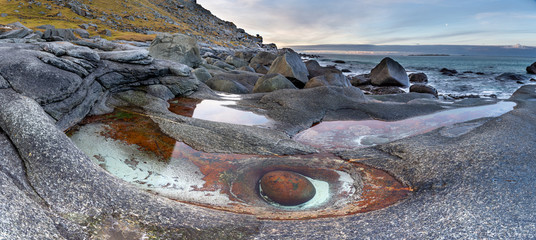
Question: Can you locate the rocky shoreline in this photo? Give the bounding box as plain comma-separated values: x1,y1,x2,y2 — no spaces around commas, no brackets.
1,22,536,239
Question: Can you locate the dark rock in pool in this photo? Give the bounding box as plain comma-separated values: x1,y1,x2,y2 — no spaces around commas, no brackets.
476,72,485,75
253,73,297,93
409,72,428,83
305,72,351,89
349,74,371,86
267,50,309,88
410,84,438,98
333,60,346,64
440,68,458,76
341,69,351,73
305,60,341,78
495,73,526,81
527,62,536,74
531,78,536,82
369,57,409,87
260,170,316,206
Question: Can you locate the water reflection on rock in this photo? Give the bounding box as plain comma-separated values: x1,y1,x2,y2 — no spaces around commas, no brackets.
294,101,516,150
68,108,411,220
169,97,270,126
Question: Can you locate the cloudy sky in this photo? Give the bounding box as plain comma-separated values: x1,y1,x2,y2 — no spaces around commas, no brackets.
197,0,536,47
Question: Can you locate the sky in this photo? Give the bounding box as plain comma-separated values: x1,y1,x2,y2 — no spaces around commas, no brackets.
197,0,536,47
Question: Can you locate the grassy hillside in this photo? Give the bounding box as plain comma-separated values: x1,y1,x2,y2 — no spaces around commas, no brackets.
0,0,261,47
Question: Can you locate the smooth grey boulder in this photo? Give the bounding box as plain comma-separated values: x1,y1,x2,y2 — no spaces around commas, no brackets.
193,67,212,83
527,62,536,74
305,72,351,89
409,72,428,83
148,33,202,68
0,48,83,104
267,50,309,88
410,84,438,98
42,28,78,41
305,60,341,78
370,57,409,87
169,62,192,77
73,28,90,38
253,73,297,93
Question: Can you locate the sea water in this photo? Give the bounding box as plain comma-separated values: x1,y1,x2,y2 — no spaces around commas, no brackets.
296,51,535,99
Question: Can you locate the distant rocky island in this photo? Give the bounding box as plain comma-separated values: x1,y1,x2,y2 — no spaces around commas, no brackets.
1,1,536,239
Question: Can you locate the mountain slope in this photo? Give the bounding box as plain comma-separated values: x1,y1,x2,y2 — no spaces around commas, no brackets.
0,0,262,47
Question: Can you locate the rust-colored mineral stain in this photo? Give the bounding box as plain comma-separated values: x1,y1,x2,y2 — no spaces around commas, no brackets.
69,106,413,220
260,171,316,206
168,97,202,118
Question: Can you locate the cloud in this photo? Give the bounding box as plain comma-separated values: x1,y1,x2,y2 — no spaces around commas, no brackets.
197,0,536,46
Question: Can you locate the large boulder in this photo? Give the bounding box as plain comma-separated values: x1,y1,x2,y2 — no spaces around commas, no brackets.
148,33,203,68
42,28,78,41
305,60,341,78
253,73,297,93
369,57,409,87
527,62,536,74
267,50,309,88
305,72,351,89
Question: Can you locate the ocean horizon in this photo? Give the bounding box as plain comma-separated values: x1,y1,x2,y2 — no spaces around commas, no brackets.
290,44,536,58
291,44,536,99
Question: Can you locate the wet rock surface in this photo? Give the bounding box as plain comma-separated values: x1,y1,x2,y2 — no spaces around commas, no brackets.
0,29,536,239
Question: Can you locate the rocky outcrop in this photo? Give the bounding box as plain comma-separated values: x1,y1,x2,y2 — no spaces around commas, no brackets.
253,73,297,93
369,57,409,87
148,33,203,68
305,72,351,89
409,72,428,83
527,62,536,74
440,68,458,76
495,73,526,81
267,50,309,88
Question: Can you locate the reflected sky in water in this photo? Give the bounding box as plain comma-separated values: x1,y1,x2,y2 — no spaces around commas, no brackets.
294,101,516,150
